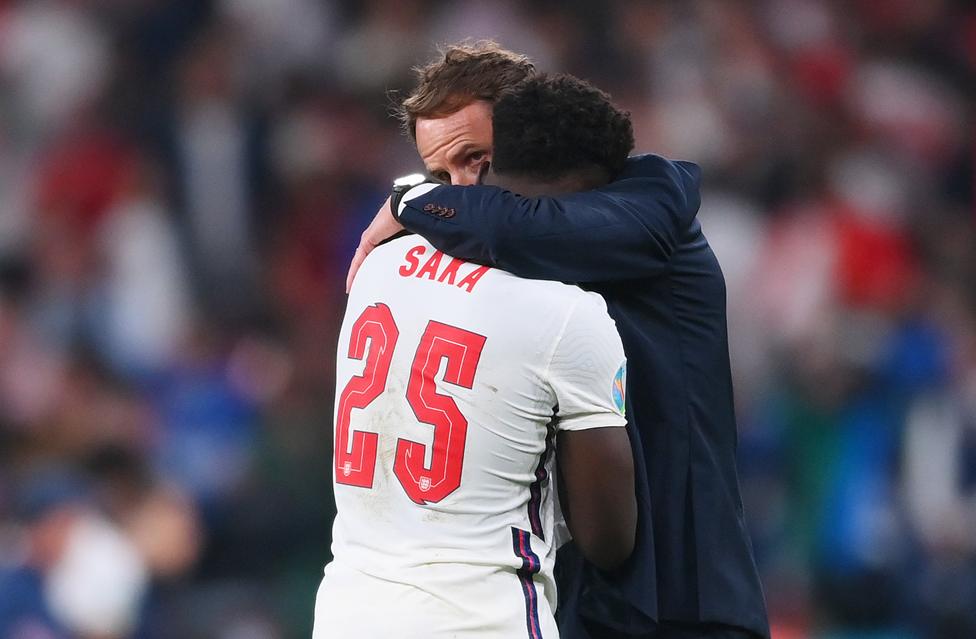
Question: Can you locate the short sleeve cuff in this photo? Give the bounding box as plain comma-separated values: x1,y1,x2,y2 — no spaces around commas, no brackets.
556,412,627,432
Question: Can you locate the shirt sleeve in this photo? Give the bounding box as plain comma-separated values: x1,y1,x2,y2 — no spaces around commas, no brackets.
547,292,628,432
396,154,702,283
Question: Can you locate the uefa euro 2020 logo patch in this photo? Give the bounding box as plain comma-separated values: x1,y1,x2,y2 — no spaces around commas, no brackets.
612,361,627,416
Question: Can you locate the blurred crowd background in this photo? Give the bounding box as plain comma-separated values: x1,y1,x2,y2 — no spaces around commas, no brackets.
0,0,973,637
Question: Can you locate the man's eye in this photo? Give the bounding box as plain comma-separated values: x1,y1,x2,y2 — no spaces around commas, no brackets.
469,152,486,163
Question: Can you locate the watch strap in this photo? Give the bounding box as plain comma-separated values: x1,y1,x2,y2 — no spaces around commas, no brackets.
391,182,439,219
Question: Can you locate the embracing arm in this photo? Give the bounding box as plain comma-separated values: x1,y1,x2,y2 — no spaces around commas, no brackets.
398,155,701,283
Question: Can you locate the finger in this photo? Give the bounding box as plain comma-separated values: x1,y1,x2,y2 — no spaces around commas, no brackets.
346,245,368,294
361,223,383,250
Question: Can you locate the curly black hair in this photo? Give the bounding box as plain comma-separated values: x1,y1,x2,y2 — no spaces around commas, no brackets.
491,74,634,182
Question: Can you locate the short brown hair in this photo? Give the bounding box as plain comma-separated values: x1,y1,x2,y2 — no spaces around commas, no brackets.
399,41,536,139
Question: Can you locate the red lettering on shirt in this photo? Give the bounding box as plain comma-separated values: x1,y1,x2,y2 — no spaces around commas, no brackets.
399,245,426,277
416,250,444,280
457,265,490,293
397,245,491,292
437,258,465,286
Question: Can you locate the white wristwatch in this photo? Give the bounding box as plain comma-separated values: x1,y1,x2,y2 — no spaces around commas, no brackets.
390,173,433,218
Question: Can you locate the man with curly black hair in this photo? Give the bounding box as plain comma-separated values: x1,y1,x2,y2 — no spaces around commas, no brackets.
486,74,634,195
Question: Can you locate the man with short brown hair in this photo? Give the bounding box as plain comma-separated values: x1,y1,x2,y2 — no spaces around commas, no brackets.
399,40,536,140
387,40,535,188
348,42,770,639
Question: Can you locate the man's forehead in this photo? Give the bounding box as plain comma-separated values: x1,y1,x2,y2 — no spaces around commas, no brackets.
416,102,493,156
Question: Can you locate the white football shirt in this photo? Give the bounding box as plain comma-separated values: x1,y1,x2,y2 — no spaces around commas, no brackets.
313,236,627,639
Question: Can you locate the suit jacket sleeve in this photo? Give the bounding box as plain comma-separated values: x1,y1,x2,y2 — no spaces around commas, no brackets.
397,154,702,283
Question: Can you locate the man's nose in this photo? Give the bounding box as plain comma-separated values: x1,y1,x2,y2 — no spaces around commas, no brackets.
450,167,481,186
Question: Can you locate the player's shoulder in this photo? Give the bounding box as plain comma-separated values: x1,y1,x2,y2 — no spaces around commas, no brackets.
485,267,613,332
557,287,617,336
489,271,617,347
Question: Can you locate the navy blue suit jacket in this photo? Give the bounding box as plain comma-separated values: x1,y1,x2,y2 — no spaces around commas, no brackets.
397,155,769,638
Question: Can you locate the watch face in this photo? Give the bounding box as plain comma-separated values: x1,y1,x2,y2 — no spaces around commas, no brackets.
393,173,428,189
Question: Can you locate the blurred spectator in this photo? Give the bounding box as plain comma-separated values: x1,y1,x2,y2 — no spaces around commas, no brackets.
0,468,147,639
161,26,270,322
95,157,192,375
0,1,109,137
